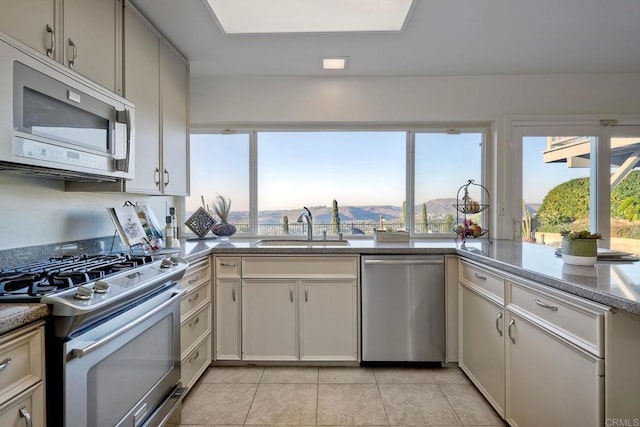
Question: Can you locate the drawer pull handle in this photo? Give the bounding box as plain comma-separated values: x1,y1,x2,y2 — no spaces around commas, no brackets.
188,350,200,363
232,283,236,301
305,284,308,302
0,357,11,371
290,285,294,302
473,272,487,280
46,24,55,57
535,299,558,311
189,317,200,328
221,262,238,266
188,276,200,284
495,312,503,336
508,319,516,344
19,405,32,427
188,293,200,302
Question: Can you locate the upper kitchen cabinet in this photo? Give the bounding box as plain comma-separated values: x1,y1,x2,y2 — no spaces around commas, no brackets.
0,0,122,93
62,0,122,93
0,0,56,57
120,2,188,195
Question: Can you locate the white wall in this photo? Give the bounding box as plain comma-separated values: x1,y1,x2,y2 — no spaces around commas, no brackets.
190,72,640,238
0,174,176,250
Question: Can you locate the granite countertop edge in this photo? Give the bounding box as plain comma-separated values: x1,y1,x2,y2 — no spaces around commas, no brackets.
0,304,49,336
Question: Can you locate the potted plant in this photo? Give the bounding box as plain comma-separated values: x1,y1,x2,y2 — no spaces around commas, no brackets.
560,230,601,265
211,195,237,241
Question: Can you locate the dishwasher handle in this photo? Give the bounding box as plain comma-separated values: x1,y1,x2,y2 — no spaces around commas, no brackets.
363,259,444,265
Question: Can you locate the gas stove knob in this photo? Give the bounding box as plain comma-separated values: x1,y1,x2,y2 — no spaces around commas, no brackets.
74,285,94,300
94,280,110,294
160,258,173,269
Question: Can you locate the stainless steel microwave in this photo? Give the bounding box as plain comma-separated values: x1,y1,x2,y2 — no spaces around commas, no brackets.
0,32,135,181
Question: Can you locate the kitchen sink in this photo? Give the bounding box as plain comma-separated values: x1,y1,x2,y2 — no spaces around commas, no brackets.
252,239,351,247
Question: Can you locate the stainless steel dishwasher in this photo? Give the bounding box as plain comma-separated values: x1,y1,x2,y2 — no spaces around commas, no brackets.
361,255,445,362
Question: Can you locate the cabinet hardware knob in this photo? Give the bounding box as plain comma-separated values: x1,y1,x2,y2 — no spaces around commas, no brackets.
0,357,11,371
535,298,558,311
188,276,200,284
46,24,55,57
495,312,503,336
508,319,516,344
188,350,200,363
188,292,199,302
68,38,77,68
189,317,200,328
19,405,32,427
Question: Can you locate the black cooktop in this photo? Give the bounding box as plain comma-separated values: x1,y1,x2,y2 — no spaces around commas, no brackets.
0,254,154,299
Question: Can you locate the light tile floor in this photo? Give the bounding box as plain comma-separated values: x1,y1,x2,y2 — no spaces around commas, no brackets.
175,366,506,426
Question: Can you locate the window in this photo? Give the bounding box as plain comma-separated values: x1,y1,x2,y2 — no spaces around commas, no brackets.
186,126,487,237
414,131,483,234
186,133,250,234
257,131,406,235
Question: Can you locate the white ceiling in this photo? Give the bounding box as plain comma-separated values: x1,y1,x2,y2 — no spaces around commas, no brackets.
131,0,640,78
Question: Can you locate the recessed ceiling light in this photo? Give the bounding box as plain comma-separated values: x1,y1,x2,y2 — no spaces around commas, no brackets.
322,57,349,70
206,0,414,34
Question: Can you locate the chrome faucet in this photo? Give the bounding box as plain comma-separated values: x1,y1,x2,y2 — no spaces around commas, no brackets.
297,207,313,240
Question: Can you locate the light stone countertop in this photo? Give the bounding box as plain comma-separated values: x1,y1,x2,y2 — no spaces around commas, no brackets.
0,303,49,335
176,237,640,315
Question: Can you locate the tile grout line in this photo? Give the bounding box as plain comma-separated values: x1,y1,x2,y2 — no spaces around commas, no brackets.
241,367,264,426
437,381,465,427
374,369,392,426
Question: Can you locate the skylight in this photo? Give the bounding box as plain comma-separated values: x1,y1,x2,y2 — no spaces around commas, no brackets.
206,0,414,34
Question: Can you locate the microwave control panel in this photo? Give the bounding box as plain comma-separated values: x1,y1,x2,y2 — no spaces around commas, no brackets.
13,138,111,172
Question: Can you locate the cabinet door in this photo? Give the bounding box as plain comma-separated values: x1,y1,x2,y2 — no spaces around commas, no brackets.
300,279,358,361
63,0,119,91
0,0,54,57
0,383,45,427
215,279,241,360
160,40,189,196
242,279,297,361
506,311,603,427
122,5,162,194
459,284,505,416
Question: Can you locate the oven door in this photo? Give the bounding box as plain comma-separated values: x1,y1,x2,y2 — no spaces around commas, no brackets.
63,287,185,427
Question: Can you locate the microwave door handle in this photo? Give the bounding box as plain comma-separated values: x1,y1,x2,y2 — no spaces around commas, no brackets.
115,108,131,172
70,289,185,359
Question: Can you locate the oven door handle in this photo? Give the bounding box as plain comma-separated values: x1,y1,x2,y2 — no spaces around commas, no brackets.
70,288,186,359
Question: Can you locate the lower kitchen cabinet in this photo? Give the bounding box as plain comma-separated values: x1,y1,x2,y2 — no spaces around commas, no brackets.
0,382,44,427
300,279,358,361
215,278,242,360
506,310,603,427
178,257,212,390
242,279,298,360
459,283,505,416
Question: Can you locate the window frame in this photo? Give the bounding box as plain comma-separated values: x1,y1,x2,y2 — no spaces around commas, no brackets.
187,124,490,238
507,115,640,247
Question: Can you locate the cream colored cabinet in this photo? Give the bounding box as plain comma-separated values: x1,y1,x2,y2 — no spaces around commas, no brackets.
505,310,603,427
215,257,242,360
459,283,505,416
1,0,121,92
505,278,608,427
62,0,121,91
242,279,298,361
0,322,45,427
177,257,212,390
117,3,188,195
300,279,358,361
159,39,189,196
0,0,55,57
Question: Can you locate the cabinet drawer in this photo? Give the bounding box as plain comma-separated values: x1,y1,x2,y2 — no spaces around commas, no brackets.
242,256,358,278
508,280,608,356
0,382,44,427
0,325,44,406
216,257,241,278
178,258,211,292
460,260,504,302
180,304,211,360
180,281,211,322
181,334,211,391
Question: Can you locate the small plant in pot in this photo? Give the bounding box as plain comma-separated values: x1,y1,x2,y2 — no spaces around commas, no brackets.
211,195,237,241
560,230,601,266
